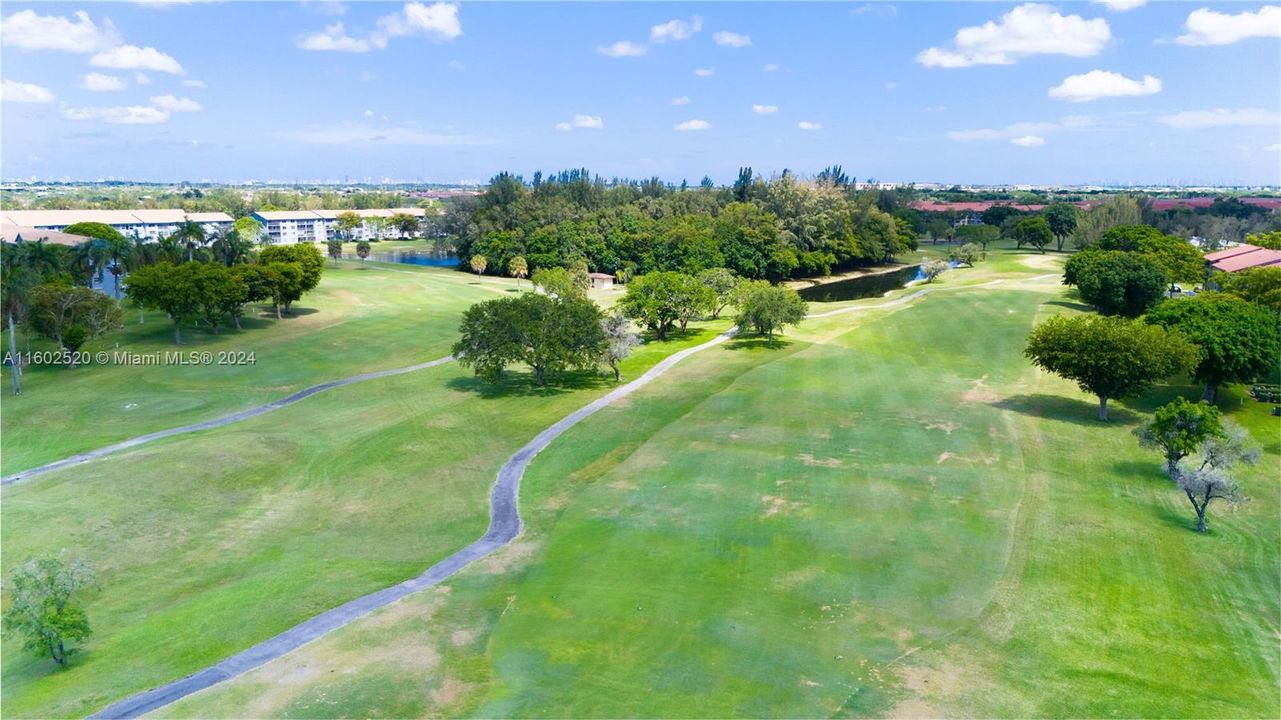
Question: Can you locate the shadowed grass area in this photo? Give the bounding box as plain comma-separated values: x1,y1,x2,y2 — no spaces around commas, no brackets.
0,261,513,475
165,268,1278,718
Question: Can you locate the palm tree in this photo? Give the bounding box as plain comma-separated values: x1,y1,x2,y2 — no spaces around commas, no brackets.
508,255,528,287
210,228,252,266
173,219,207,262
70,239,108,287
103,236,135,300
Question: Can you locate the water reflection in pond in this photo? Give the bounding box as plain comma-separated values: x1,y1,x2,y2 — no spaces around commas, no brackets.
344,250,459,267
797,264,921,302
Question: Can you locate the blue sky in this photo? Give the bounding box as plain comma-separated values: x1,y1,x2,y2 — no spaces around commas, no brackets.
2,1,1279,185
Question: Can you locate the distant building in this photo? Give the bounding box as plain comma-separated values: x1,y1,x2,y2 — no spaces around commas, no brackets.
1204,244,1281,273
250,208,427,244
588,272,615,289
0,209,232,241
0,225,93,247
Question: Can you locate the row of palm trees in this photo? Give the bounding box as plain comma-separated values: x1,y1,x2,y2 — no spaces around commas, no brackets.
68,220,258,299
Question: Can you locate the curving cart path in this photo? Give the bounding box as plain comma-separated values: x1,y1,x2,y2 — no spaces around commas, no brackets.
1,356,457,486
89,327,738,719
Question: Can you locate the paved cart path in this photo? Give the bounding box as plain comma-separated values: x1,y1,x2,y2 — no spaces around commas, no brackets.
1,355,457,486
88,326,738,719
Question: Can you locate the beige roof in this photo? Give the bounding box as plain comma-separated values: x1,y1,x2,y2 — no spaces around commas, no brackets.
186,212,234,222
1,225,92,246
252,210,324,221
129,209,186,223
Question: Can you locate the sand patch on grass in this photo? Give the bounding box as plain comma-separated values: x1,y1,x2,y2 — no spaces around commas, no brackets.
761,495,803,518
963,376,999,403
607,479,638,491
450,629,475,647
798,453,844,468
430,675,475,708
926,421,958,434
936,452,957,464
473,538,540,575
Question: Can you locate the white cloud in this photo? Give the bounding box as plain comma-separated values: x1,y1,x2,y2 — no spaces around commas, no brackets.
280,122,495,146
1,79,55,103
671,96,690,105
135,72,152,85
1157,108,1281,129
376,2,463,43
763,63,779,72
557,114,605,131
675,119,711,131
0,9,121,53
364,109,375,118
798,121,822,131
91,45,185,74
1092,0,1146,11
299,22,372,52
81,72,127,92
1049,70,1161,102
693,67,716,77
300,3,462,52
650,16,702,43
597,40,647,57
752,104,778,115
151,94,202,112
1266,143,1281,152
948,115,1097,141
917,4,1111,68
852,4,898,17
1175,6,1281,46
885,81,898,90
1010,135,1046,147
62,104,170,124
303,1,348,15
713,31,752,48
181,79,206,88
447,59,465,70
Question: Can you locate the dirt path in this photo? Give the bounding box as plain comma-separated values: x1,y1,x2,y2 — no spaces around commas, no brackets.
88,327,738,719
1,355,456,486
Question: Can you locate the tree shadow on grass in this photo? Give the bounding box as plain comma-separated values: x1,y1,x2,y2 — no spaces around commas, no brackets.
1044,300,1092,312
725,336,793,351
1113,458,1164,483
447,367,613,399
991,393,1141,427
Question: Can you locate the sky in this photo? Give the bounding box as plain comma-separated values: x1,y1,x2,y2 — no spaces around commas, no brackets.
1,1,1279,186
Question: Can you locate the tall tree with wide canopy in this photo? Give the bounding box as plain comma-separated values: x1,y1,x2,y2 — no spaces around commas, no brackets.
1024,314,1198,420
1064,250,1167,317
452,293,606,385
1145,294,1281,402
1043,203,1079,252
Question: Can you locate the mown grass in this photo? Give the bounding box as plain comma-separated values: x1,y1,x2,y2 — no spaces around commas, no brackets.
1,260,730,717
0,261,514,475
165,262,1278,718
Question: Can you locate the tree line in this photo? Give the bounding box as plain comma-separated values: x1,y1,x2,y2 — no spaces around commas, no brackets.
435,168,921,283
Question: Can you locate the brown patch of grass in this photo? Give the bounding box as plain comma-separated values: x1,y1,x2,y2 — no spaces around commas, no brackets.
472,538,540,575
962,376,999,403
798,453,844,468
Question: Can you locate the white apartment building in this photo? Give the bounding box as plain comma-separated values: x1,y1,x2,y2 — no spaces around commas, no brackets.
0,209,233,241
250,208,426,245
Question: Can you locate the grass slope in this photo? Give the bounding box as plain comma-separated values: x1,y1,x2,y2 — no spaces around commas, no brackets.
0,261,516,475
0,259,728,716
164,260,1278,718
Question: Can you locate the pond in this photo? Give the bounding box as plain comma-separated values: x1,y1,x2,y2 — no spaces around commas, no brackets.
797,264,922,302
344,250,459,267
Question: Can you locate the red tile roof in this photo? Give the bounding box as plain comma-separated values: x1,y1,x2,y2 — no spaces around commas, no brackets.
1204,244,1264,262
1209,246,1281,272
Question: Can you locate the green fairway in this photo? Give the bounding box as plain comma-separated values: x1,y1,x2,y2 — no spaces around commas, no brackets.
0,301,728,718
0,260,517,475
161,259,1278,718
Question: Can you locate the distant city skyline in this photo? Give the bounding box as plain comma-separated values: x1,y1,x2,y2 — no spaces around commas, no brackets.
2,2,1279,186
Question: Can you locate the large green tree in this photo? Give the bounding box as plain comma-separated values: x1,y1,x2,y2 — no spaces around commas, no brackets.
1217,267,1281,312
618,271,711,339
28,284,122,365
1013,216,1053,254
1145,294,1281,401
1064,250,1168,317
1097,225,1204,285
1043,203,1079,252
125,263,203,344
733,280,807,345
258,244,324,313
1135,397,1224,476
452,293,606,385
1024,314,1199,420
2,555,95,666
